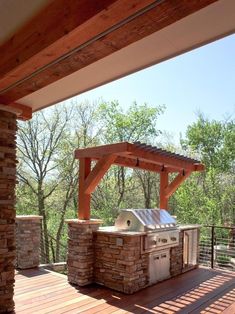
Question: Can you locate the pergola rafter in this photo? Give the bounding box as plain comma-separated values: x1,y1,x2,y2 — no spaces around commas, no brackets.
75,142,205,219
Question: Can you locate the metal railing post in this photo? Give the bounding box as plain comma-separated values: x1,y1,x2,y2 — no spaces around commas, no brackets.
211,225,215,269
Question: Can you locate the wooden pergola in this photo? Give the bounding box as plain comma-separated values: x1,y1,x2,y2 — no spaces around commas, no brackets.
75,142,205,220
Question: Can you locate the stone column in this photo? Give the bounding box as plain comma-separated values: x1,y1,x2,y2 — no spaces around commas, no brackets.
66,219,102,286
16,215,42,269
0,109,17,313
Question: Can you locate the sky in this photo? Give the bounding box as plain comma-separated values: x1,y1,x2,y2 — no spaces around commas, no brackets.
67,34,235,142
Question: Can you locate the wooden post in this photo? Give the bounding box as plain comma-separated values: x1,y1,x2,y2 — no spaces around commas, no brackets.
159,170,168,209
78,158,91,220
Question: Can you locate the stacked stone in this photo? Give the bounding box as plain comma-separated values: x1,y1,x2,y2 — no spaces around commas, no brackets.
16,216,42,269
94,233,148,294
170,230,183,277
0,110,17,313
66,219,101,286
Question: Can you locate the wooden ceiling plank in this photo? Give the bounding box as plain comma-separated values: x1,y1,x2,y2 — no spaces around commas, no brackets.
0,0,158,93
0,0,217,104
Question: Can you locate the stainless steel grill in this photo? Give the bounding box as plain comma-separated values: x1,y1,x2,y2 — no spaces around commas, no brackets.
115,208,176,232
115,208,180,252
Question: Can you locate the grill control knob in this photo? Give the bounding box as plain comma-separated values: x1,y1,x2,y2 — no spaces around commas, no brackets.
170,237,177,241
161,238,167,243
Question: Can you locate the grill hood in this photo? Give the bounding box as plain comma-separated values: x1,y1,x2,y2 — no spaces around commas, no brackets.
115,209,176,232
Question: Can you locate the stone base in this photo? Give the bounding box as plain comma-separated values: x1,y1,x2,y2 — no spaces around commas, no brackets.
94,233,148,294
16,215,42,269
66,219,102,286
170,231,184,277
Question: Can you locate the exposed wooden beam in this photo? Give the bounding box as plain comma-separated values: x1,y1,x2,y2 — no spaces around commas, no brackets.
0,0,159,101
194,164,205,171
113,156,178,173
159,170,168,210
0,102,32,120
0,0,116,89
8,102,32,120
75,142,129,159
84,154,117,194
0,0,217,104
165,171,191,199
78,158,91,220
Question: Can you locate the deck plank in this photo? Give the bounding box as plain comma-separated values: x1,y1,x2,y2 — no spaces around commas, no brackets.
14,267,235,314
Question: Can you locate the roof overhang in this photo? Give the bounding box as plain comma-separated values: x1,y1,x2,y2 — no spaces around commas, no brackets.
0,0,234,119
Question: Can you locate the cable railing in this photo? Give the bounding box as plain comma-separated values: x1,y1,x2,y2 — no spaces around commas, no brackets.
38,224,234,273
199,225,235,271
40,232,68,266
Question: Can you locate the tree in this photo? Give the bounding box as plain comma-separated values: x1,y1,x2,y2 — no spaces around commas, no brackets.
91,101,165,222
175,114,235,226
17,108,71,262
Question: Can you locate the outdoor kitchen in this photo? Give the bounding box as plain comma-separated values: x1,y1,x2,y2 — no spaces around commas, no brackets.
66,142,204,294
93,209,200,293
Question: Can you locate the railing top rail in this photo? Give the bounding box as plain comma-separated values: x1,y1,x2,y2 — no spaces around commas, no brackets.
203,225,235,230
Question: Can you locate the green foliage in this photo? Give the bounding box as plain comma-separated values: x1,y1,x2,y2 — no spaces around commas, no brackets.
216,254,231,265
16,100,235,261
175,115,235,226
99,101,165,143
182,114,235,172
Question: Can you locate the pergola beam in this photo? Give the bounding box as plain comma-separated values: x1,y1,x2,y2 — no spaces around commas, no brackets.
113,156,178,173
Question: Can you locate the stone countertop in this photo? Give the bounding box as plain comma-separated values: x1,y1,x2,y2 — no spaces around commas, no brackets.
95,224,201,235
16,215,43,220
95,226,146,236
178,224,201,230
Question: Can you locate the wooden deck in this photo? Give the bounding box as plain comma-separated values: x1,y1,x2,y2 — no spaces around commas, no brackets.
14,267,235,314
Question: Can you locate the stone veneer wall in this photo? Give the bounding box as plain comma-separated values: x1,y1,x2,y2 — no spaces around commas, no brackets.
16,216,42,269
170,230,184,277
66,220,101,286
0,110,17,313
94,233,148,294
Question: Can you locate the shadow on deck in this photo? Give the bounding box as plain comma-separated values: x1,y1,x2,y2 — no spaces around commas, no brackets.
14,267,235,314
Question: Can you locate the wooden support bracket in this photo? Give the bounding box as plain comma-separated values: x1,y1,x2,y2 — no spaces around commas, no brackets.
84,154,117,194
164,171,191,199
159,170,192,209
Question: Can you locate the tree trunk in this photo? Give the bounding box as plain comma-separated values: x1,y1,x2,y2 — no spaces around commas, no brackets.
38,187,50,263
55,210,66,262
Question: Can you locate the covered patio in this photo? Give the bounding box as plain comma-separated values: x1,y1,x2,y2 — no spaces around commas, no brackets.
15,267,235,314
0,0,235,312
